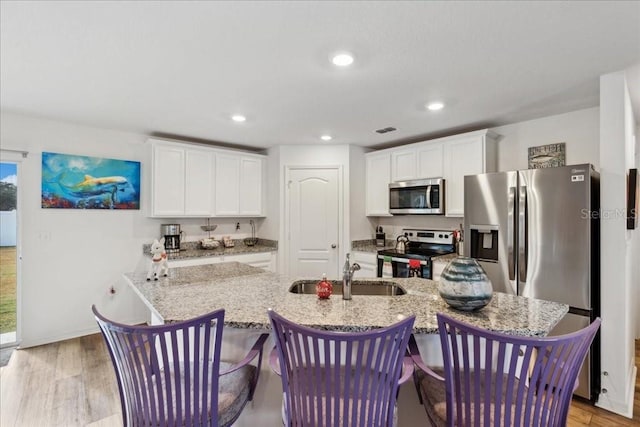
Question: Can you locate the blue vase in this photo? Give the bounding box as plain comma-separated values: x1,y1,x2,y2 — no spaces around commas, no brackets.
438,257,493,311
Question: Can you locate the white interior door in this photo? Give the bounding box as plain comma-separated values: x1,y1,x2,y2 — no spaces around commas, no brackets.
287,168,340,278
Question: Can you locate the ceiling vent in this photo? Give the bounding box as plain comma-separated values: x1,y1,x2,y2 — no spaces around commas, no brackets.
375,127,397,134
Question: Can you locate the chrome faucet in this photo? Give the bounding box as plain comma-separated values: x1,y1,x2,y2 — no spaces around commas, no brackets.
342,253,361,300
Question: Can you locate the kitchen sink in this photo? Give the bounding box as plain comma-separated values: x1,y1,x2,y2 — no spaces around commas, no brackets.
288,280,406,296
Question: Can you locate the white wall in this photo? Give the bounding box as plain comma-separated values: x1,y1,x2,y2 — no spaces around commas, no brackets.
0,112,267,348
597,71,637,417
494,107,600,172
0,112,151,347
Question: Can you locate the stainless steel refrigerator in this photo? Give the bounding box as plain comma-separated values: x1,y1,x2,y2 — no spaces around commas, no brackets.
464,163,600,402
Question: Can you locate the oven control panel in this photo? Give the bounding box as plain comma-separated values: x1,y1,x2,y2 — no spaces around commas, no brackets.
402,229,454,245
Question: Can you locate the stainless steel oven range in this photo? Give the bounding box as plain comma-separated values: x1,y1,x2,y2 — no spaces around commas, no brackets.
377,229,455,279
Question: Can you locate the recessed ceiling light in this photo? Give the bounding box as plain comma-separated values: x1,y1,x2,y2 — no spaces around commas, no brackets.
427,102,445,111
331,53,354,67
320,135,333,141
231,114,246,122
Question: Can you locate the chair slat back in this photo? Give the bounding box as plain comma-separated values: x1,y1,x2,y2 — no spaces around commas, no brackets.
437,313,600,427
269,310,415,427
93,306,224,427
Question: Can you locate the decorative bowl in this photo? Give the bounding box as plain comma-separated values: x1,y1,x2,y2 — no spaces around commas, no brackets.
438,257,493,311
244,237,258,246
200,238,220,249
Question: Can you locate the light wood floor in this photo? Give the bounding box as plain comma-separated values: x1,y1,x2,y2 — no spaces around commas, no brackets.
1,334,638,426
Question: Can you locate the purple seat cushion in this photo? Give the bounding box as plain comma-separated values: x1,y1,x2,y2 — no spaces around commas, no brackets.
154,361,255,427
416,367,526,426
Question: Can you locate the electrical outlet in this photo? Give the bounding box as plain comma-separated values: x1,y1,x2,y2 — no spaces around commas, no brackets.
236,222,240,231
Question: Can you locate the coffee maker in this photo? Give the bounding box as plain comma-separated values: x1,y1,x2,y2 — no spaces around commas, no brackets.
161,224,182,254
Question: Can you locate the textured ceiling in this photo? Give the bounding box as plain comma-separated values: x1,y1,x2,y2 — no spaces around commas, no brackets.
1,1,639,149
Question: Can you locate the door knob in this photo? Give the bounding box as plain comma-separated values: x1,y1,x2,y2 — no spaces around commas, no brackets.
331,244,337,248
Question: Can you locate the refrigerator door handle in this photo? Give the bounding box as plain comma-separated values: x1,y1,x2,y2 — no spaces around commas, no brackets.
426,186,432,209
508,186,516,281
518,186,528,283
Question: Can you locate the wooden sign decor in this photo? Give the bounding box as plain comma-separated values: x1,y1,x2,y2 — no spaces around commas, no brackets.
528,143,566,169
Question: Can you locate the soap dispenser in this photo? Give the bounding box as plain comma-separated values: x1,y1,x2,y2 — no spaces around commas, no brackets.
316,274,332,299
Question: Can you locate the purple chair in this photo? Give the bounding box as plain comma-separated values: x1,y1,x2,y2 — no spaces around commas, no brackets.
409,313,601,427
268,309,415,427
92,305,268,427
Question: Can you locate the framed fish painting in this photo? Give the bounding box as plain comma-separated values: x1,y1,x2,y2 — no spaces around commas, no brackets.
41,152,140,209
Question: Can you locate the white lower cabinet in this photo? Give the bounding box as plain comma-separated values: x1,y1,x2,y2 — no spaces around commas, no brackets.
167,256,223,269
168,252,276,272
351,251,378,278
225,252,277,272
432,261,446,282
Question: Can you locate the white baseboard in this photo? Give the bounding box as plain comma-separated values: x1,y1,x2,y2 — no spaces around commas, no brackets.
17,316,147,349
596,365,637,419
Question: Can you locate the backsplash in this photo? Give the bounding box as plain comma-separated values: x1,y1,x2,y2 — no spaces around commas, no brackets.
373,215,462,240
148,217,266,243
143,238,277,255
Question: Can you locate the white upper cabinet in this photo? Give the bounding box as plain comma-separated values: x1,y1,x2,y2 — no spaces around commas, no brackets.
152,144,186,216
442,130,497,217
364,130,497,218
416,142,443,178
391,148,417,182
185,149,214,216
239,157,263,216
151,141,213,217
149,139,265,218
390,141,443,182
365,151,392,216
215,153,264,217
214,153,241,215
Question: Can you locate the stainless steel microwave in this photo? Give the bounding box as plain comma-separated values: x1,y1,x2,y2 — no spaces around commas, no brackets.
389,178,445,214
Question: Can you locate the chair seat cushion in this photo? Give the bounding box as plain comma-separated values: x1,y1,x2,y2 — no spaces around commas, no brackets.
415,367,526,427
284,365,399,426
218,362,256,427
154,361,255,427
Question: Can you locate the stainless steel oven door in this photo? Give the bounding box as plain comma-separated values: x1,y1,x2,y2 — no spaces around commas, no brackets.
377,255,432,279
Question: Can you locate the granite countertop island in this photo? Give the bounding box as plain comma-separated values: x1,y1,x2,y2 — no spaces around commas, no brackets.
124,262,568,337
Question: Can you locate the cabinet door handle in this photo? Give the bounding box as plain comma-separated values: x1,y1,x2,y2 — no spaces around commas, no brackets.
331,244,337,249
